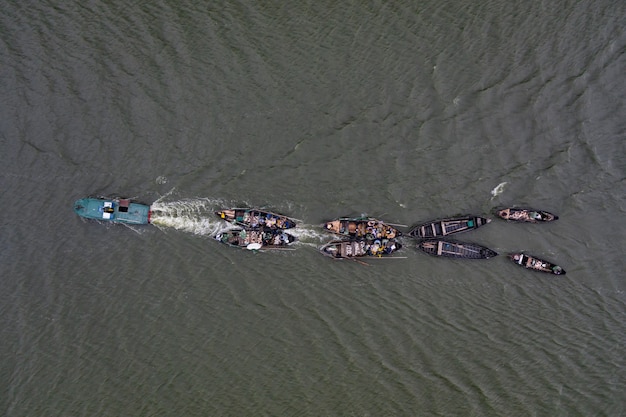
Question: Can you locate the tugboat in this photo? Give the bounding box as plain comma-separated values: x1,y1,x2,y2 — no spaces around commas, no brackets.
214,228,297,250
508,253,566,275
322,217,402,240
215,208,297,229
496,208,558,223
74,197,151,224
408,215,490,238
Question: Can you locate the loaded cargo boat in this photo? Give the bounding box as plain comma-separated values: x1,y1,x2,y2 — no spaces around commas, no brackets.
74,197,151,225
496,208,558,223
408,215,490,238
214,228,296,250
416,239,497,259
322,217,402,240
508,253,565,275
319,238,402,259
215,208,297,229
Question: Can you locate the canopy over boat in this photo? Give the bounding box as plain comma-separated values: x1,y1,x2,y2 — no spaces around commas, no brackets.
496,208,558,223
74,197,151,224
408,215,490,238
214,228,296,249
322,217,402,240
508,253,566,275
417,239,497,259
215,208,296,229
319,238,402,259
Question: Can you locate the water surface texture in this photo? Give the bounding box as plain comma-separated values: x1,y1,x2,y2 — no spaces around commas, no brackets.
1,1,625,416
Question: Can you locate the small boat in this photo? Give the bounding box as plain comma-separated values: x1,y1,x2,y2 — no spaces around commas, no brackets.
319,238,402,259
214,228,296,250
416,239,498,259
74,197,151,224
508,253,566,275
215,208,296,229
496,208,558,223
322,217,402,240
408,215,491,238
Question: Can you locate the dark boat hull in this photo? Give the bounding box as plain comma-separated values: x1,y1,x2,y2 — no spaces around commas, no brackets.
74,197,151,225
319,238,402,259
215,208,296,229
322,217,402,240
496,208,558,223
408,215,490,238
214,228,296,249
417,239,498,259
508,253,566,275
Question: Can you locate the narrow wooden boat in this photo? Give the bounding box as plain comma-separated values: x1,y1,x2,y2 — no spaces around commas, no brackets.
416,239,498,259
508,253,566,275
74,197,151,224
215,208,296,229
496,208,558,223
214,228,296,250
319,238,402,259
408,215,490,238
322,217,402,240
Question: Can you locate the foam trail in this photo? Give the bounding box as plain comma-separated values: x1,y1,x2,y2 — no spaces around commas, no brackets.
150,198,229,236
491,182,507,198
288,224,333,248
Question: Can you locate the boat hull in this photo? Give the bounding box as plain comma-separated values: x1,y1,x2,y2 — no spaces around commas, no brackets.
215,208,296,229
508,253,566,275
319,238,402,259
496,208,558,223
417,239,497,259
74,198,151,224
214,228,297,249
408,215,490,238
322,217,402,240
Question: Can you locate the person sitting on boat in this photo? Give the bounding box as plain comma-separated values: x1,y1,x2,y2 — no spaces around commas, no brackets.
370,240,381,254
384,243,396,254
529,211,542,221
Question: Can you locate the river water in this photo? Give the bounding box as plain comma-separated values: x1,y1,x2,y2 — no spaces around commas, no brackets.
1,1,625,416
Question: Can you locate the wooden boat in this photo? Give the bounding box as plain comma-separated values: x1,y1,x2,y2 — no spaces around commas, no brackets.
416,239,498,259
408,215,490,238
322,217,402,240
496,208,558,223
215,208,296,229
74,197,151,224
214,228,296,250
319,238,402,259
508,253,566,275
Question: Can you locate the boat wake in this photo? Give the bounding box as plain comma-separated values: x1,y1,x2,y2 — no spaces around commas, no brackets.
150,198,229,236
289,224,333,248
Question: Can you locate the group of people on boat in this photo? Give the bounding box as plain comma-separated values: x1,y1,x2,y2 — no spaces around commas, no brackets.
219,229,292,247
214,208,297,249
320,217,403,258
217,209,294,230
324,219,399,240
366,239,398,256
